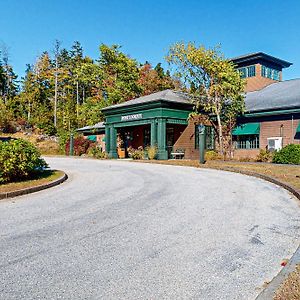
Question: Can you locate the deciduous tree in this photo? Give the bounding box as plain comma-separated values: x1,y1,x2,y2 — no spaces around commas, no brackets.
166,42,245,156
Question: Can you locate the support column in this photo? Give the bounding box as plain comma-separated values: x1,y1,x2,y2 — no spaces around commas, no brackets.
150,119,157,147
105,125,110,155
109,126,118,158
157,118,168,160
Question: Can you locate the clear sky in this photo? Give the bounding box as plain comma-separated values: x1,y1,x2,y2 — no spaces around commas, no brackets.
1,0,300,80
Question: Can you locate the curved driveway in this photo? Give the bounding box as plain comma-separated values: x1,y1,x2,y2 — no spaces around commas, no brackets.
1,157,300,300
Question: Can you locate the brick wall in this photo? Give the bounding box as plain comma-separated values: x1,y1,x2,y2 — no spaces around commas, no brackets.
260,118,300,148
234,117,300,159
173,116,212,160
173,121,199,159
232,149,260,160
245,64,279,92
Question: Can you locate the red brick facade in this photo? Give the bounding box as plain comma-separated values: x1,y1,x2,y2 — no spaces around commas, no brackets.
173,121,199,160
245,64,280,92
234,117,300,159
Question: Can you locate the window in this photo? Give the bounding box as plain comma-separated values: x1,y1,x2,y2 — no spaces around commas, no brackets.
238,68,247,78
247,65,256,77
143,127,150,147
233,135,259,149
273,69,279,81
238,65,256,78
195,125,215,150
261,65,280,81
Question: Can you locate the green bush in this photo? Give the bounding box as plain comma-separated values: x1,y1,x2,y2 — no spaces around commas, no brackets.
273,144,300,165
256,149,273,162
36,121,57,136
0,139,48,184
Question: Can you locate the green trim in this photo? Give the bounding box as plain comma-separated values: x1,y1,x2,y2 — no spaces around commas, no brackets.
232,123,260,135
245,107,300,117
102,100,192,115
297,122,300,133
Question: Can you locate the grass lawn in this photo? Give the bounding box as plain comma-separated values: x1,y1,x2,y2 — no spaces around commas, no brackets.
274,264,300,300
0,170,64,194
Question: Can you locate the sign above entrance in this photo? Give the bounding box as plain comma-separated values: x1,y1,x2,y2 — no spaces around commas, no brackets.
121,113,143,121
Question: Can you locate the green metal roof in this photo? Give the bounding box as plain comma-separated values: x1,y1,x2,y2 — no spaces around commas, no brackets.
232,123,260,135
297,122,300,133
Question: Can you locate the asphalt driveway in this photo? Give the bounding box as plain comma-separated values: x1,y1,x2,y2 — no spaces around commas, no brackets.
1,157,300,299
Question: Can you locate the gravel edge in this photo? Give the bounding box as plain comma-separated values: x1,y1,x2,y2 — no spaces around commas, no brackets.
0,171,68,200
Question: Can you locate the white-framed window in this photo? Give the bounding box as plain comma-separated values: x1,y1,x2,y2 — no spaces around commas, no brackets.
233,135,260,149
238,65,256,78
261,65,280,81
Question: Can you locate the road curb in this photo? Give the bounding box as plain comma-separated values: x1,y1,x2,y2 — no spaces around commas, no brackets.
0,171,68,200
214,166,300,200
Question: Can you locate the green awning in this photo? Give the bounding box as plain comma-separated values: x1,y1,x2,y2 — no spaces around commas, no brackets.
296,122,300,133
232,123,260,136
87,135,97,142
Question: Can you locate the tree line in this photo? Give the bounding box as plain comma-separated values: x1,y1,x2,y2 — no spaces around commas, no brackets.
0,41,245,156
0,41,177,136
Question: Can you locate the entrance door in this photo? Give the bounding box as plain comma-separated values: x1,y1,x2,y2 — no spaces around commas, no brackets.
166,127,174,158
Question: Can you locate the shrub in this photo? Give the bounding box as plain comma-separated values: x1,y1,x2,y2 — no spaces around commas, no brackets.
36,121,57,136
146,146,157,160
128,146,144,160
87,145,107,159
273,144,300,165
256,149,273,162
0,139,48,184
65,136,94,156
58,130,70,154
205,150,221,161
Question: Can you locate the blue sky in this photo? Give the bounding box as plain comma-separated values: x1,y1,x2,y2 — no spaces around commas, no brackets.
1,0,300,80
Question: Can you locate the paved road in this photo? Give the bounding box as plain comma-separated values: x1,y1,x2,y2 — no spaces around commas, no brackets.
1,157,300,300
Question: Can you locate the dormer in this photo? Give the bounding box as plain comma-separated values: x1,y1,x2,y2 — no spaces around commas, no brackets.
231,52,292,92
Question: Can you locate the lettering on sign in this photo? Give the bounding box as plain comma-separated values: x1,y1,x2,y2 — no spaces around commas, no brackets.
121,113,143,121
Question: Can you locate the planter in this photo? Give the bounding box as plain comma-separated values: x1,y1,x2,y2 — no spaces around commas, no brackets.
117,148,126,159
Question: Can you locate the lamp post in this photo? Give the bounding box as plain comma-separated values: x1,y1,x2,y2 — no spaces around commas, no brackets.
69,133,74,156
198,124,206,164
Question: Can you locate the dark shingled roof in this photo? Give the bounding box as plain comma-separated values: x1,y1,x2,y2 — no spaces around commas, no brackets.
231,52,292,68
102,89,191,111
102,80,300,115
245,79,300,112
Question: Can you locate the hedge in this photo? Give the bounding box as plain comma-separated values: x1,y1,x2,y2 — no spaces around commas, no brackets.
272,144,300,165
0,139,48,184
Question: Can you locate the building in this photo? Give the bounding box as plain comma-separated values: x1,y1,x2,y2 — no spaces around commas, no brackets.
77,122,106,151
231,53,300,159
80,52,300,160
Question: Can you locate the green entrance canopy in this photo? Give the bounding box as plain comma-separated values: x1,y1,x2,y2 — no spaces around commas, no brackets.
232,123,260,135
87,135,97,142
296,122,300,133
